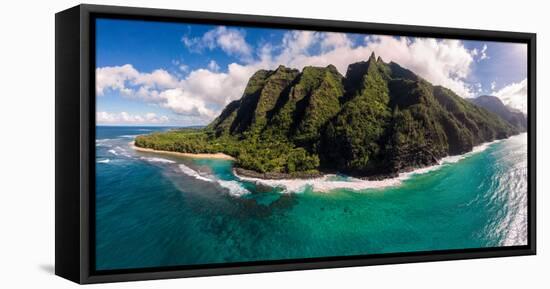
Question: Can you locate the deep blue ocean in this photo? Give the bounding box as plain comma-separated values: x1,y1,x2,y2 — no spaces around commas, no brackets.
95,126,528,270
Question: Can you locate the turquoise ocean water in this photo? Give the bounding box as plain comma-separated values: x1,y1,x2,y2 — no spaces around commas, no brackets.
95,126,528,270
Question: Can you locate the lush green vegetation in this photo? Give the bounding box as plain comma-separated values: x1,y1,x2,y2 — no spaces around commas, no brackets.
135,53,522,178
135,129,319,175
320,54,392,174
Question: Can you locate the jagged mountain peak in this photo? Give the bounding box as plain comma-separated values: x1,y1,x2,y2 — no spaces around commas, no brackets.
368,51,377,61
274,64,298,74
204,57,521,177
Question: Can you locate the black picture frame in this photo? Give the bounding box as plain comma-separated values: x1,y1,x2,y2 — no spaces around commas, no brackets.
55,4,537,284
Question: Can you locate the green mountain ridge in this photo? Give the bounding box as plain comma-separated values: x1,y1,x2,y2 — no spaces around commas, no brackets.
135,52,522,179
468,95,527,132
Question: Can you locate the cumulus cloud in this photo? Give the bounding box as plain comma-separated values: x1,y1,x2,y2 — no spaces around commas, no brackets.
98,28,489,124
258,32,477,98
207,60,220,72
172,59,190,73
492,78,528,113
475,82,483,93
96,65,179,97
182,26,252,60
134,69,180,88
361,36,476,97
179,64,189,72
320,32,353,51
96,62,259,120
480,44,489,60
472,44,489,61
96,65,219,119
97,111,169,124
96,64,139,96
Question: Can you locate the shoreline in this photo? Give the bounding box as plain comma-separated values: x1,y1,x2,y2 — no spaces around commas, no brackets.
234,170,403,193
130,142,236,161
233,167,324,180
235,136,510,181
134,133,520,188
232,135,518,192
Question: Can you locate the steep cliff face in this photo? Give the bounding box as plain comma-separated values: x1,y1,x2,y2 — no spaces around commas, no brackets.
317,53,516,176
209,66,301,136
138,53,521,178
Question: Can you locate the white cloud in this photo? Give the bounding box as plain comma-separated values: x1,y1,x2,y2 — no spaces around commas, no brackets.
96,65,216,119
261,33,477,98
96,64,139,96
172,59,189,73
158,88,214,117
182,26,252,60
96,63,255,120
361,36,475,97
97,111,169,124
179,64,189,72
98,30,493,125
480,44,489,60
96,65,179,98
134,69,180,89
475,82,483,93
281,31,320,56
471,44,488,62
492,78,528,113
320,32,352,51
207,60,220,72
179,65,253,107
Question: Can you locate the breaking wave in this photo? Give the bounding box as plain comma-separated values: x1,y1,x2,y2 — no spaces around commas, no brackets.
141,157,176,164
236,138,502,194
236,174,401,193
398,138,502,179
217,180,251,197
178,164,214,183
177,164,251,196
96,139,113,147
120,134,141,138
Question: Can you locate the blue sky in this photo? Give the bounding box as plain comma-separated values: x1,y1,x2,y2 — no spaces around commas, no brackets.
96,18,528,126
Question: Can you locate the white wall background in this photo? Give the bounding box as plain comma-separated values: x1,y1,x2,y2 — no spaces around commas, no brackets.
0,0,546,287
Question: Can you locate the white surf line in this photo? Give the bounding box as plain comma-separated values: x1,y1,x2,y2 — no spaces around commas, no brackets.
236,138,504,193
140,157,176,164
177,164,251,196
235,173,402,193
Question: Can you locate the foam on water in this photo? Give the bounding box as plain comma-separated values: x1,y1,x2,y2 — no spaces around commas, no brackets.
236,138,502,194
177,164,251,196
96,127,529,267
97,159,110,164
236,174,401,193
120,134,141,138
141,157,176,164
217,180,251,196
178,164,214,183
96,139,113,147
398,138,502,180
96,138,113,142
493,134,528,246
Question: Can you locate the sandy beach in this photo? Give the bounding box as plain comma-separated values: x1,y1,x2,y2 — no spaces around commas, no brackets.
130,142,236,161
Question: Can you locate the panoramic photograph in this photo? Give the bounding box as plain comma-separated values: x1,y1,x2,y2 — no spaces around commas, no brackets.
95,18,528,270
